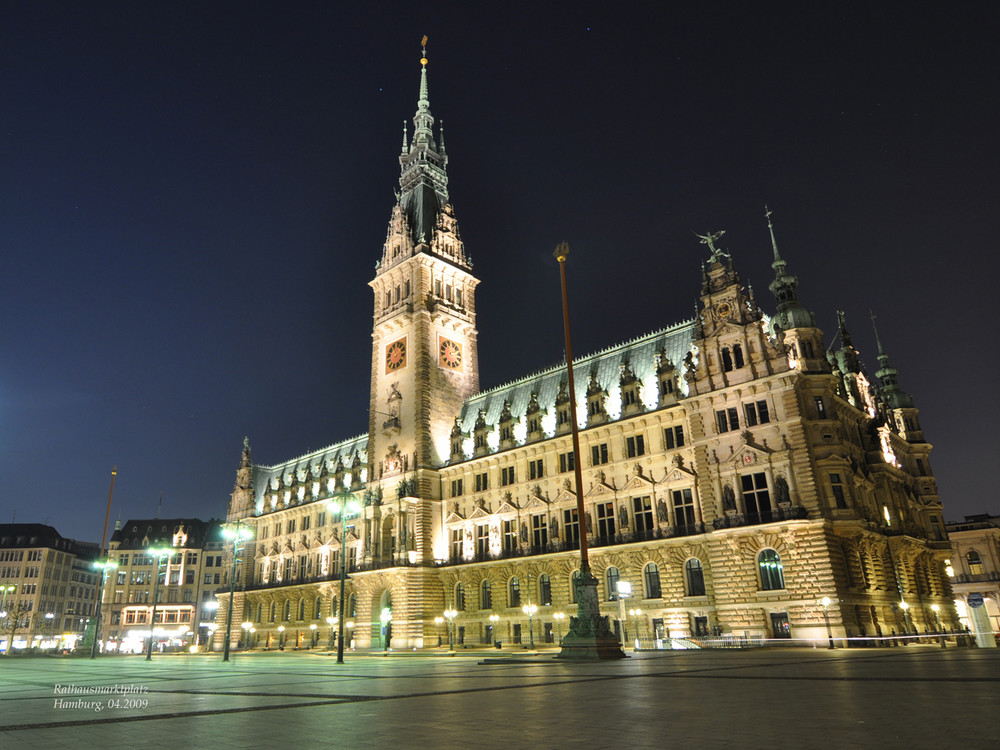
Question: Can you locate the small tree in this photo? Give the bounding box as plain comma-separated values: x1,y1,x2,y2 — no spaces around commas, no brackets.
2,601,34,655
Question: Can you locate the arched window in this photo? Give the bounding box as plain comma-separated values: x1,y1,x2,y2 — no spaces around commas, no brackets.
269,603,276,622
538,574,552,606
298,599,305,620
481,580,493,610
348,594,356,618
733,344,744,368
283,601,291,621
509,577,521,608
570,570,581,604
643,563,662,599
685,559,706,596
455,583,466,611
257,604,263,622
606,566,621,601
758,549,785,590
314,597,322,619
967,550,984,576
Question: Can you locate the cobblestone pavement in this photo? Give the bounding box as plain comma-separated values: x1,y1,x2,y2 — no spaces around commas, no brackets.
0,646,996,749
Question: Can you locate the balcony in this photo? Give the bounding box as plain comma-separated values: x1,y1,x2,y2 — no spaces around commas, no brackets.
711,506,808,530
245,557,416,592
952,571,1000,584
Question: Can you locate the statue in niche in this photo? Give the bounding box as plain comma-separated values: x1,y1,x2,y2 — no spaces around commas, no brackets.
776,476,791,506
520,522,528,543
551,519,559,540
722,485,737,512
656,499,669,523
585,512,593,533
619,504,629,528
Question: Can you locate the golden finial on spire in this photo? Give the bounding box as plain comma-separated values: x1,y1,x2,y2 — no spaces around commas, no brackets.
421,35,428,66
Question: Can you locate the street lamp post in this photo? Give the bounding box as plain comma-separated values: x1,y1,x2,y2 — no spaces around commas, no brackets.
628,608,643,651
277,625,285,650
489,613,500,646
222,522,254,663
90,466,117,660
522,603,537,650
434,616,444,647
329,490,362,664
310,623,318,649
931,604,946,648
145,548,171,661
821,597,835,649
553,612,565,644
443,609,457,652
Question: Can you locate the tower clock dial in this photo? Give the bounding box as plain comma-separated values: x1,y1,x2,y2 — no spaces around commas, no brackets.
715,301,733,321
439,337,463,370
385,338,407,373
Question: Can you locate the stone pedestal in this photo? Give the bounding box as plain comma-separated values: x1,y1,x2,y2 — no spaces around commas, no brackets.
556,573,626,660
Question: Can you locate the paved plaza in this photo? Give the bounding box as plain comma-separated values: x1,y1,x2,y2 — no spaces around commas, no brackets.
0,646,996,749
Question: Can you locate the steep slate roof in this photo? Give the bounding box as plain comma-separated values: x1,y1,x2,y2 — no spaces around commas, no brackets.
110,518,222,550
455,320,697,436
252,434,369,500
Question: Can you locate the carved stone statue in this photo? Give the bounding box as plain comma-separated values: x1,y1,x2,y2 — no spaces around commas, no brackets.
520,522,528,543
585,512,593,533
618,504,629,528
551,519,559,540
776,475,791,506
722,485,737,512
656,499,668,523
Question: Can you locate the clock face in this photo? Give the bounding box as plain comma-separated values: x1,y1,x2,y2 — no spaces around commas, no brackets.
715,301,733,320
385,338,407,373
439,337,463,371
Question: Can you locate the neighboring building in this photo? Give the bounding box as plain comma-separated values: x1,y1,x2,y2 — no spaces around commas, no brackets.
218,47,955,652
104,518,224,652
0,523,99,651
947,514,1000,639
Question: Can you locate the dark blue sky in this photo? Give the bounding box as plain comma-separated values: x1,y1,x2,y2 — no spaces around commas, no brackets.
2,3,996,544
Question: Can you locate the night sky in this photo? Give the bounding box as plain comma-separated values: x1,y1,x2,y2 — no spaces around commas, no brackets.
2,4,996,545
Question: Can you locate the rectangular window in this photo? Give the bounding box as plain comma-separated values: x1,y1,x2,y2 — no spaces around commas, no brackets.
317,511,326,527
475,472,488,492
528,459,544,480
476,524,489,558
915,458,925,475
563,508,580,544
626,435,645,458
716,408,739,433
302,515,311,531
597,502,615,538
503,520,517,552
531,515,548,548
672,489,696,527
664,425,685,449
815,396,826,418
501,466,516,486
559,452,575,473
450,528,463,560
830,473,848,509
591,443,609,465
451,478,464,497
287,519,296,534
741,472,772,519
745,400,770,426
633,496,654,532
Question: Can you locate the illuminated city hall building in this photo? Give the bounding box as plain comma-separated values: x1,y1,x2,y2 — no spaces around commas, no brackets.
218,49,955,652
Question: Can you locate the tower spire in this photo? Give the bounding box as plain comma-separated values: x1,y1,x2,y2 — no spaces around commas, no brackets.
870,312,914,408
766,206,815,332
396,36,449,246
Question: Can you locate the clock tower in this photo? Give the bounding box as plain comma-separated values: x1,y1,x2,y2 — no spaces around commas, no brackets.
368,43,480,503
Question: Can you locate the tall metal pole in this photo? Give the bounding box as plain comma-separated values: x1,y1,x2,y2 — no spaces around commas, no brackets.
145,551,166,661
223,521,243,662
554,244,591,577
334,489,355,664
90,467,116,658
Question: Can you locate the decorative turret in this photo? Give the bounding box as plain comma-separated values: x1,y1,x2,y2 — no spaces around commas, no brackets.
871,314,914,410
227,436,256,521
762,208,828,373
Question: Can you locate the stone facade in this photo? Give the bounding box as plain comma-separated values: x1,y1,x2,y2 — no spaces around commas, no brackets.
946,514,1000,640
219,48,955,650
